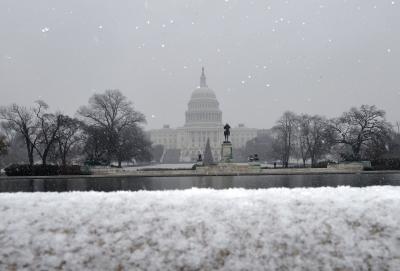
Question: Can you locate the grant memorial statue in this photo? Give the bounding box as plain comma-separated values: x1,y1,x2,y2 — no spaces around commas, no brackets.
221,123,233,162
224,123,231,142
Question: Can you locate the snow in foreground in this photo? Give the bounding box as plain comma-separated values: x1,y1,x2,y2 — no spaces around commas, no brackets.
1,187,400,270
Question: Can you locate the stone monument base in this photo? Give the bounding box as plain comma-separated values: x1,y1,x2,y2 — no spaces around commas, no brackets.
221,142,233,163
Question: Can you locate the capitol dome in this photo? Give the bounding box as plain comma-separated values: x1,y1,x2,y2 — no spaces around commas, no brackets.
185,68,223,127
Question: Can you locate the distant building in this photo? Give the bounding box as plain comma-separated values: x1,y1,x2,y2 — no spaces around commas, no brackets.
149,68,258,163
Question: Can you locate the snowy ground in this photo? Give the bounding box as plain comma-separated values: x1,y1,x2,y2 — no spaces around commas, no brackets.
1,187,400,270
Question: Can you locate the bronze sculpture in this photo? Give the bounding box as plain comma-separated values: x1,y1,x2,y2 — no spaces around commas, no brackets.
224,123,231,142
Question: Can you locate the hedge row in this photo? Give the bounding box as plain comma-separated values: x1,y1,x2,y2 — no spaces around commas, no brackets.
4,164,89,176
371,158,400,170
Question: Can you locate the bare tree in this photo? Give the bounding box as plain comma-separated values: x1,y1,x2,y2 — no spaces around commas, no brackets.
329,105,392,161
55,116,83,166
82,125,109,165
114,125,152,165
296,114,332,167
0,104,39,166
33,101,65,165
272,111,297,167
294,115,310,167
78,90,146,167
396,121,400,134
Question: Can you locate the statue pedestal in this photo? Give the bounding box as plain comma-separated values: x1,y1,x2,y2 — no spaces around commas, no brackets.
221,142,233,163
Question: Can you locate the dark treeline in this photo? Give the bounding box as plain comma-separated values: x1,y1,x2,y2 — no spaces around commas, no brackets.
238,105,400,167
0,90,152,168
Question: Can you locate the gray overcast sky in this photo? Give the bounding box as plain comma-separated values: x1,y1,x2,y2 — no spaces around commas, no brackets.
0,0,399,130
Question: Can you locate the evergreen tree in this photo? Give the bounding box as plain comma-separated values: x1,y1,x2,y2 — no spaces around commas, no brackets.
203,138,214,166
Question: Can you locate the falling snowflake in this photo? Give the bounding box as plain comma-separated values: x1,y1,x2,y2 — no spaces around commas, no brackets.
98,25,103,30
41,27,50,33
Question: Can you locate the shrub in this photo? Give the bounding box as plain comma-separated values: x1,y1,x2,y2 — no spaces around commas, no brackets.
59,165,84,175
314,160,336,168
32,165,59,176
371,158,400,170
4,164,32,176
4,164,88,176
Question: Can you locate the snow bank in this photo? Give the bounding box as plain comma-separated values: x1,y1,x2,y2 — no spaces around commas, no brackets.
1,187,400,270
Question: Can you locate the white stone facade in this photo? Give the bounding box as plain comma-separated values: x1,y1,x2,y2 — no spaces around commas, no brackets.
149,69,258,162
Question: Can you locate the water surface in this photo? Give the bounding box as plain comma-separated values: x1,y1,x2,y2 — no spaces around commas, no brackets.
1,173,400,192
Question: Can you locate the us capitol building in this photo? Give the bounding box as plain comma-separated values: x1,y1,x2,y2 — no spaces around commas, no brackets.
149,68,258,163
